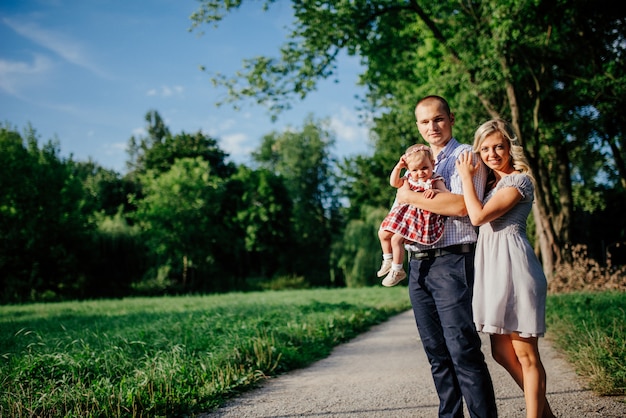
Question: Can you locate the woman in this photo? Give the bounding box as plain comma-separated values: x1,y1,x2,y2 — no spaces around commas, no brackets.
456,119,556,418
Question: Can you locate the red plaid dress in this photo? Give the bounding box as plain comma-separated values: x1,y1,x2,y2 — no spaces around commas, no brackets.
380,174,445,245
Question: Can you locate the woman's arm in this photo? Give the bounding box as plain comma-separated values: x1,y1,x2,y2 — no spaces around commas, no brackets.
455,151,522,225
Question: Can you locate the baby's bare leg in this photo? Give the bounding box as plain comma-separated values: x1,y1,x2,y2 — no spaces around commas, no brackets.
390,233,406,265
378,228,394,254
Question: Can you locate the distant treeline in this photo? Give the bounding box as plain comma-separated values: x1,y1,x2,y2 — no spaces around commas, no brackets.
1,107,625,304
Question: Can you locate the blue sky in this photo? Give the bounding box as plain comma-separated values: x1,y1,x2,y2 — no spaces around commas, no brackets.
0,0,374,174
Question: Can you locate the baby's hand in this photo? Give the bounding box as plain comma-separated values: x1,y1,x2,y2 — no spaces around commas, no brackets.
397,155,408,169
423,189,438,199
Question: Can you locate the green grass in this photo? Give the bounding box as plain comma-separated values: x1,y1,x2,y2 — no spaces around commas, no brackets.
0,287,411,417
546,290,626,397
2,288,624,417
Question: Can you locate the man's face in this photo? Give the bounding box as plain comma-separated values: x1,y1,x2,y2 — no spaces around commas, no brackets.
414,100,454,148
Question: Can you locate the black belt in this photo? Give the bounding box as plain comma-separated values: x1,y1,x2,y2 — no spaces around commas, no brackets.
410,243,475,260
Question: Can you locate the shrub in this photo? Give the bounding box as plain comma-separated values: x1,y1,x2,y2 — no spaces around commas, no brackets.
550,244,626,293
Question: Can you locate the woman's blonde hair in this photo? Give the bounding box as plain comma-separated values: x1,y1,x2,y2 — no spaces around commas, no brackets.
472,119,532,177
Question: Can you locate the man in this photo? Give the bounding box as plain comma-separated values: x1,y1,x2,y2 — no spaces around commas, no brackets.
394,95,498,418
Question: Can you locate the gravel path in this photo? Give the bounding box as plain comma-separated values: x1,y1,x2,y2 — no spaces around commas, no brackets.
202,310,626,417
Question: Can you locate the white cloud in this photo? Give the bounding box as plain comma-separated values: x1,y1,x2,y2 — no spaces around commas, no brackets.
95,142,128,173
330,107,370,141
330,107,372,156
0,53,52,96
217,118,236,130
220,132,254,158
102,141,127,156
145,85,184,98
131,127,145,137
3,17,110,79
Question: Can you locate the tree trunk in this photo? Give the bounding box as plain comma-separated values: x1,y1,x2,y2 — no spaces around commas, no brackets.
533,203,555,279
182,254,188,288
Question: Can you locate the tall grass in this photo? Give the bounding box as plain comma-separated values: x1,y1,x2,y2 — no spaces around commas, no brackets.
546,291,626,396
1,287,410,417
3,287,624,417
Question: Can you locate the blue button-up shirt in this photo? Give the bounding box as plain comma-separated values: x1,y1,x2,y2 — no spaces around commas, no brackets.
405,137,487,251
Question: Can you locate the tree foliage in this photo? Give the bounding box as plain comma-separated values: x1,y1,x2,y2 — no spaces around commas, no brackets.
0,125,93,302
192,0,626,275
252,116,341,285
0,112,344,303
221,166,294,281
131,157,225,291
127,110,236,179
334,205,389,287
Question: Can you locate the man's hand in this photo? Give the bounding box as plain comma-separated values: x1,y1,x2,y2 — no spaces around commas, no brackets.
395,181,414,205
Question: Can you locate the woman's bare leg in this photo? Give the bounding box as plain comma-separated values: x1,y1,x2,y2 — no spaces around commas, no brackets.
491,334,555,418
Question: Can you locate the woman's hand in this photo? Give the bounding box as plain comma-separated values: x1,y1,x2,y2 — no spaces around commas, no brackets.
456,151,479,180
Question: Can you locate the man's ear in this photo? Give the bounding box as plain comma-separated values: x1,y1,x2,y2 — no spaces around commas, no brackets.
449,113,455,126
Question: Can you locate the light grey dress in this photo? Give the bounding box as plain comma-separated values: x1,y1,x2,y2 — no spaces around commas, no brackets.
473,173,547,338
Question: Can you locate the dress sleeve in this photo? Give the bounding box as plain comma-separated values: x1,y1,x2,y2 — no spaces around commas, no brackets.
431,172,445,183
500,174,534,201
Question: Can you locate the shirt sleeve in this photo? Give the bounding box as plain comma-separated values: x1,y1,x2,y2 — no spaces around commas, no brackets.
499,174,534,202
449,144,488,201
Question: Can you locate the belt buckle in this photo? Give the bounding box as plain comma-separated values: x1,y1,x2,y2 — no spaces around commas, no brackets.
412,251,431,260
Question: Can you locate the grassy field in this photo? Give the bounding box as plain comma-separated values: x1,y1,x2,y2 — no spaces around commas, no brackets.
1,288,624,417
545,291,626,396
0,287,411,417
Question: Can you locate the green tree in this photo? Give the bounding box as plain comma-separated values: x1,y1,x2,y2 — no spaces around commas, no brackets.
127,110,236,179
131,157,225,292
252,116,341,285
191,0,626,276
334,206,389,287
221,166,294,282
73,159,138,217
0,125,92,302
71,159,149,297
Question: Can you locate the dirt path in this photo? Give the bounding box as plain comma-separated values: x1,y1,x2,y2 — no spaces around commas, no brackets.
202,310,625,417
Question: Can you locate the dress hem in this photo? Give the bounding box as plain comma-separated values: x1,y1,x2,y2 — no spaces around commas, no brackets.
475,323,544,338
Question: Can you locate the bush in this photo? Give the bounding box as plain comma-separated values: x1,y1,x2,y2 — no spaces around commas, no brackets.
259,275,311,291
550,244,626,293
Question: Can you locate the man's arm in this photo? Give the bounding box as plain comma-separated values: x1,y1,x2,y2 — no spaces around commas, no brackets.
396,182,468,217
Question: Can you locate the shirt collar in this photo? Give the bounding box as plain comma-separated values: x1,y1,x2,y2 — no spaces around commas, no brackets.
436,137,459,163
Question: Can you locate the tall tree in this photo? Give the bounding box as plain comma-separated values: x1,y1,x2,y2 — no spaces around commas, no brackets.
131,157,225,291
74,159,137,217
127,110,236,179
0,125,92,302
191,0,626,276
221,166,294,282
252,116,341,285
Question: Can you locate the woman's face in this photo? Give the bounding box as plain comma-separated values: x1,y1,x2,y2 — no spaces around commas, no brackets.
478,132,512,172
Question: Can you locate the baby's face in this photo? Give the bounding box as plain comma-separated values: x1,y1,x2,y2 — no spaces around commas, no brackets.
406,155,434,181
